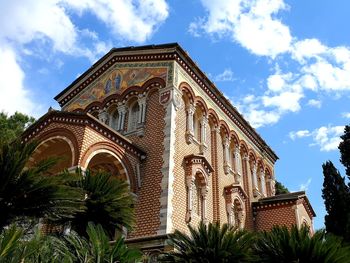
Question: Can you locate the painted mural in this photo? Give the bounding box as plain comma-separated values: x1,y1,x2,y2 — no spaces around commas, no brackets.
65,67,168,111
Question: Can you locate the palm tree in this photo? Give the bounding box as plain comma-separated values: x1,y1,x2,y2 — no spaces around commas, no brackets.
61,222,142,263
69,170,135,237
0,223,142,263
160,222,255,262
253,225,350,263
0,225,25,262
0,140,83,229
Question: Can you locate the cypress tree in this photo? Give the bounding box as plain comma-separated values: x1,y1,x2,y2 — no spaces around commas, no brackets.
322,161,350,241
339,125,350,182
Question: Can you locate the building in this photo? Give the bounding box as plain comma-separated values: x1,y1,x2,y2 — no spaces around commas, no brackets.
22,43,315,255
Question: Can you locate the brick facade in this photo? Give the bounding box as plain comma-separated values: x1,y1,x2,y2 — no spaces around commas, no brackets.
25,43,315,252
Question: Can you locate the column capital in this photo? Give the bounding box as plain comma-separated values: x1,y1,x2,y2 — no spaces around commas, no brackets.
186,103,196,114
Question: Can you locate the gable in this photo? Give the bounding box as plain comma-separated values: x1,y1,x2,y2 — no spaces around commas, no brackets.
63,62,172,112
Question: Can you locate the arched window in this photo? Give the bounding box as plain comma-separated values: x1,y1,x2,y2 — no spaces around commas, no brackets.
193,111,201,142
111,110,119,130
226,197,245,229
128,102,140,132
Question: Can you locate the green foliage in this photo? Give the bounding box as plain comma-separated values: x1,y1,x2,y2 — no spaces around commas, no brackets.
0,225,24,262
0,223,142,263
274,180,289,195
0,111,35,146
322,125,350,242
339,125,350,182
0,140,84,229
160,222,255,262
253,225,350,263
69,170,135,237
322,161,350,241
66,222,142,263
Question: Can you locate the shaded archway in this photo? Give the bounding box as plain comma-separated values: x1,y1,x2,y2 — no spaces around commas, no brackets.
85,149,130,184
28,136,74,175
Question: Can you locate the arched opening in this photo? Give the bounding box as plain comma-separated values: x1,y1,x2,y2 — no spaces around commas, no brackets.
127,100,140,133
106,104,119,131
233,198,244,228
28,136,74,175
193,172,207,220
85,150,129,183
193,107,202,142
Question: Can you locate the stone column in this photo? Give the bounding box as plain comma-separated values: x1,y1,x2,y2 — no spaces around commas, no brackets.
226,203,233,226
98,110,109,124
251,162,259,197
234,146,242,183
117,104,127,131
186,104,195,134
260,169,267,196
185,176,194,223
223,136,231,174
270,179,276,196
201,186,209,224
138,95,147,124
200,115,208,152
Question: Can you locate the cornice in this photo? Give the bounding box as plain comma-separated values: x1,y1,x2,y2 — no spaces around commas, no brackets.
21,110,146,160
53,43,278,163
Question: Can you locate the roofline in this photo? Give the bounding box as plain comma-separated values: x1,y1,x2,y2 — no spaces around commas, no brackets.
53,42,278,162
21,110,146,158
54,43,180,100
254,191,316,217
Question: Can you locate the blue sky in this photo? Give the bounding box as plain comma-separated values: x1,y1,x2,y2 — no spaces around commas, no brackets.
1,0,349,229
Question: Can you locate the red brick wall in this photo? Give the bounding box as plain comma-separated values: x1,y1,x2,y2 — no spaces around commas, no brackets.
127,89,166,237
254,203,297,231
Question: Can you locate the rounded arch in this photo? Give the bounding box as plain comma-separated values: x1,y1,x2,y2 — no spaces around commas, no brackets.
265,165,273,178
248,149,257,163
84,101,102,114
179,82,195,104
194,168,209,186
80,142,137,192
84,149,130,184
257,158,265,171
239,140,249,155
35,128,79,167
101,94,120,110
194,96,208,116
219,120,230,137
229,130,240,146
208,109,219,127
232,195,246,229
141,77,165,92
28,133,77,175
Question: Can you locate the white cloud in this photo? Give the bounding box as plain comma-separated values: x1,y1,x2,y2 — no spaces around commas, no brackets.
0,46,35,116
312,126,344,151
0,0,169,116
263,90,303,112
191,1,350,128
342,112,350,119
64,0,169,43
290,125,344,151
292,39,327,63
299,178,312,191
307,99,322,108
190,0,292,57
235,94,281,128
289,130,311,140
214,69,235,81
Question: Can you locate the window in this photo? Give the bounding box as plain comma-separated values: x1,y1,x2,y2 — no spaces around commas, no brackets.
193,112,201,142
111,110,119,130
128,102,139,132
194,178,203,218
